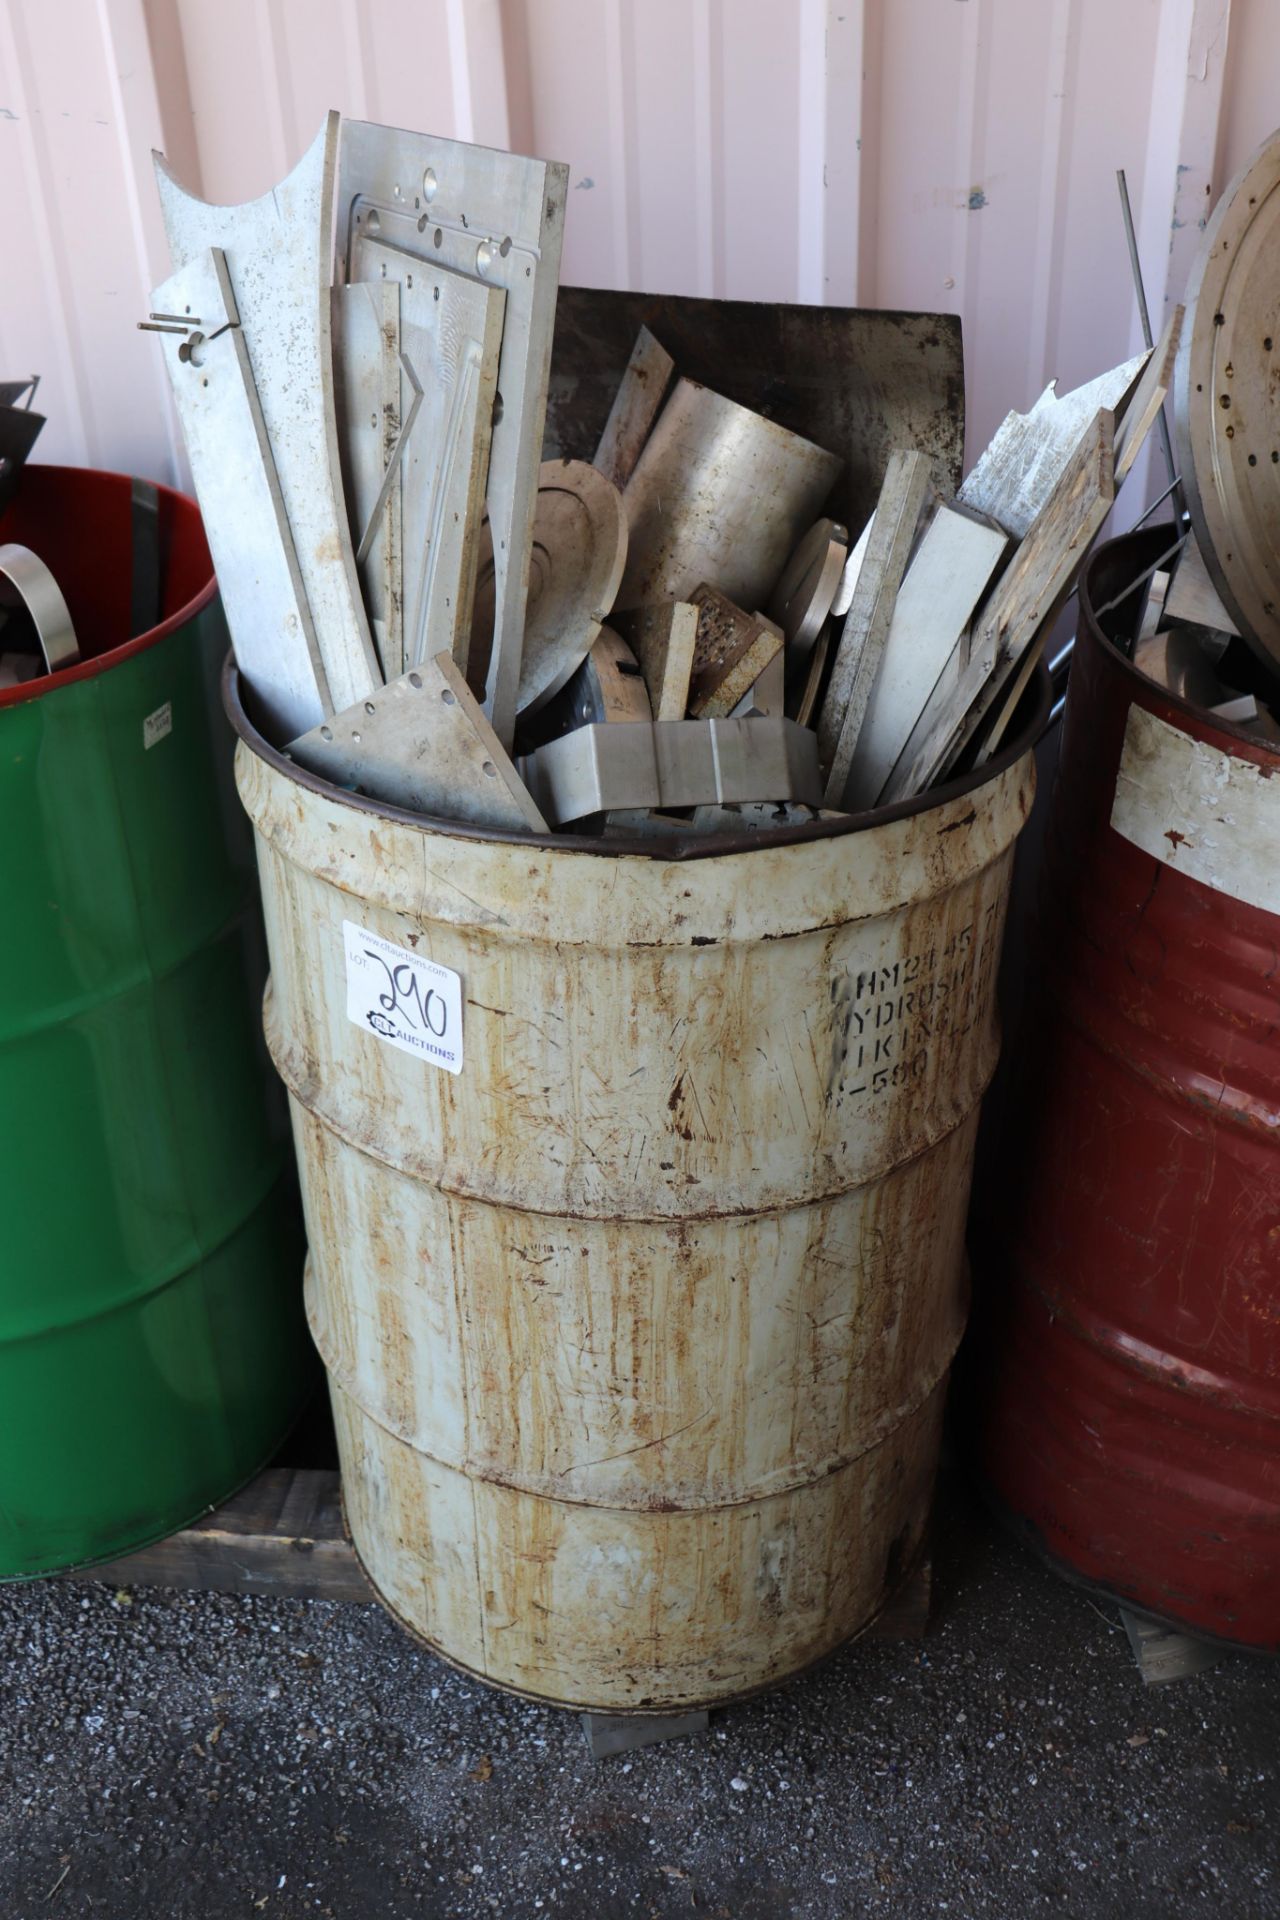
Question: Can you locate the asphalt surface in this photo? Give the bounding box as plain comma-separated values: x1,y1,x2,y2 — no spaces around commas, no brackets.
0,1477,1276,1920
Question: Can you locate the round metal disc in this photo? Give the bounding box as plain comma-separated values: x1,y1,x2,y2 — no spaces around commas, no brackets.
767,517,848,658
1175,129,1280,668
471,459,628,716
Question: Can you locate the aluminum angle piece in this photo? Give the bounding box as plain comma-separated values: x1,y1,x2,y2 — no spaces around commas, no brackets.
346,234,506,680
520,717,821,825
148,247,329,740
337,120,569,748
153,112,381,718
288,652,546,834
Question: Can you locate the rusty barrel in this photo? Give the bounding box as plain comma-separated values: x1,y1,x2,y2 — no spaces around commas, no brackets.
229,669,1039,1710
970,527,1280,1650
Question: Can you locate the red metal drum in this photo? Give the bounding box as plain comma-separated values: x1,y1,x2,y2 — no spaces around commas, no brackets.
969,526,1280,1650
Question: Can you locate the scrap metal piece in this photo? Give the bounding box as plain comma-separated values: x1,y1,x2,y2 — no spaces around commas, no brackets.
830,515,874,619
843,503,1008,812
581,1711,708,1760
794,622,832,727
611,602,699,721
768,517,849,657
545,294,965,541
288,651,546,834
1133,627,1235,709
0,383,45,515
818,450,931,802
346,234,506,679
729,644,786,719
959,352,1145,539
1164,532,1241,639
471,460,628,718
337,120,569,747
1114,307,1183,485
149,247,330,741
332,279,403,679
688,587,784,719
154,112,382,716
959,410,1117,775
563,628,651,727
129,479,162,639
592,324,676,491
520,716,822,825
0,543,79,672
618,377,842,612
1119,1608,1223,1686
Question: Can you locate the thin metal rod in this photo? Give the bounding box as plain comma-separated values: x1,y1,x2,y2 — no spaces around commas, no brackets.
1093,531,1188,620
136,321,190,335
1116,168,1183,516
1131,472,1182,529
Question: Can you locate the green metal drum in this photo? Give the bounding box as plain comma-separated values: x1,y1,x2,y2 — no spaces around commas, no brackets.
0,466,309,1577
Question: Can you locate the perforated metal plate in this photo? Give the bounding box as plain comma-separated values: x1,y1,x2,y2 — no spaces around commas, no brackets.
1176,128,1280,668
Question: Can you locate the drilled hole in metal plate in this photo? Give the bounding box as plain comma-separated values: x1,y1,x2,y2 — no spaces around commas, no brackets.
499,236,512,257
409,672,422,689
1220,393,1231,408
1226,425,1235,439
1249,453,1258,466
364,701,376,714
441,689,457,705
482,760,497,778
351,730,361,743
407,274,413,288
1266,337,1274,352
433,227,443,248
417,214,428,233
423,167,437,202
320,726,333,741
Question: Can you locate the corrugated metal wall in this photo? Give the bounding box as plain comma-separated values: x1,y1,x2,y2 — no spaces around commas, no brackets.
0,0,1268,490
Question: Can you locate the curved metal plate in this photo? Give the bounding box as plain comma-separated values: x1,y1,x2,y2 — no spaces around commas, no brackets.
0,543,79,672
472,460,628,717
1175,128,1280,667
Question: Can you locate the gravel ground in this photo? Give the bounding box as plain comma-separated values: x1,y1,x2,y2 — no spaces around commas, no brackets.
0,1478,1275,1920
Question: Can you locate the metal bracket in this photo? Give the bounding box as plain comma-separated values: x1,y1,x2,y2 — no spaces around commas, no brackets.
337,120,569,749
288,651,546,834
521,716,822,824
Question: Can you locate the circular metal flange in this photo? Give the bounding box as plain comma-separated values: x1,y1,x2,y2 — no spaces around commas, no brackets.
767,517,848,657
0,543,80,674
1175,129,1280,668
472,459,628,716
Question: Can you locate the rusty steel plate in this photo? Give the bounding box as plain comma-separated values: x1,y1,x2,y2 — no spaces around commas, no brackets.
546,291,966,546
1175,128,1280,667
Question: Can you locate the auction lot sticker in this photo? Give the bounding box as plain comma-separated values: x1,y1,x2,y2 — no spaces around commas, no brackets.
343,921,463,1074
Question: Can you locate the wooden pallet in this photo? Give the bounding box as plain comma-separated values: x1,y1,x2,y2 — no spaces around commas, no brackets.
67,1467,933,1642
